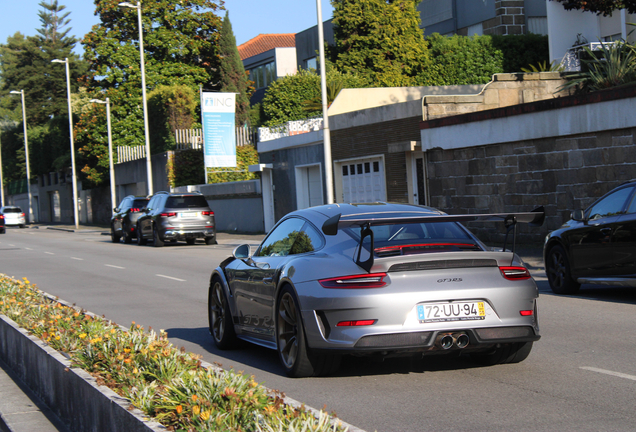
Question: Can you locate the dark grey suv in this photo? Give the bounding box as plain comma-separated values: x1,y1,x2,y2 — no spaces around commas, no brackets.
110,195,149,244
136,191,216,247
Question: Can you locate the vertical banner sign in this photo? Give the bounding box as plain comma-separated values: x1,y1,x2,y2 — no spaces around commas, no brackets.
201,92,237,178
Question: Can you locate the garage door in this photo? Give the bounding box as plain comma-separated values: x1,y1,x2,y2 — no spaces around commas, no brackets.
341,158,386,203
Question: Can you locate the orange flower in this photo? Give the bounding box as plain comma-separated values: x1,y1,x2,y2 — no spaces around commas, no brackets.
176,405,183,414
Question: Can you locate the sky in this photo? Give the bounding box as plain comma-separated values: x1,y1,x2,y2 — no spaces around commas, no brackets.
0,0,334,52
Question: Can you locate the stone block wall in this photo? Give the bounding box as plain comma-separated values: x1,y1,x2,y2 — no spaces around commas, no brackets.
426,128,636,244
484,1,526,35
423,73,568,121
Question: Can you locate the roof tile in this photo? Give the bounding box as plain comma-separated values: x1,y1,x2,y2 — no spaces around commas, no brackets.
238,34,296,61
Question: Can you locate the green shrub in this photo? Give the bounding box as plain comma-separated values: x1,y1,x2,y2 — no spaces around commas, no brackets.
426,33,504,85
491,34,550,73
0,275,348,432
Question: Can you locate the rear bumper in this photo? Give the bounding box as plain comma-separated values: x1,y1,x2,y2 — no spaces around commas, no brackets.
163,228,215,240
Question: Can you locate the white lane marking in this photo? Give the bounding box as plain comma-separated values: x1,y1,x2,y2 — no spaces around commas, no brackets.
71,257,84,261
25,248,33,251
44,252,54,255
105,264,125,269
580,367,636,382
9,244,15,247
156,274,186,282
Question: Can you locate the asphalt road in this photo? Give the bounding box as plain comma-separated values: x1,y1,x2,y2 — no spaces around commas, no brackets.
1,227,636,432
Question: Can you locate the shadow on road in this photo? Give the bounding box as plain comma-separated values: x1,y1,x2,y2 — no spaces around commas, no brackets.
164,326,492,378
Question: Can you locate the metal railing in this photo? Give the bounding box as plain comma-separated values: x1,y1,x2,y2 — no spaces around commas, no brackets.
117,145,146,164
175,127,257,150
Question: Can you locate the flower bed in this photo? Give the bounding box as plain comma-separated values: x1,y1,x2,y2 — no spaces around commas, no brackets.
0,274,348,432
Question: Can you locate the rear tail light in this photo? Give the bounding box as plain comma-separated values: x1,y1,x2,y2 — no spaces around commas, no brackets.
319,273,387,289
20,213,25,217
519,310,534,316
202,211,214,216
337,319,377,327
131,208,141,212
160,212,177,217
500,266,531,280
0,215,3,219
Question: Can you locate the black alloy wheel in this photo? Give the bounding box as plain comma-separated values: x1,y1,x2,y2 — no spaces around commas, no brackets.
208,277,237,349
276,285,340,377
545,245,580,294
153,224,164,247
137,223,147,245
110,226,121,243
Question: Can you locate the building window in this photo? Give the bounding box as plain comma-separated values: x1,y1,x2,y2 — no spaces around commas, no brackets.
306,57,317,70
250,61,277,89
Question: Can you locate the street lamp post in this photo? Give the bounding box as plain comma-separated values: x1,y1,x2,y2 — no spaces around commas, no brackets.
9,90,33,223
89,98,116,212
316,0,334,204
119,1,153,195
51,58,79,229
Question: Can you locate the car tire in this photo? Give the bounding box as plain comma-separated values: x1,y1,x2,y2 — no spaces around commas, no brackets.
545,245,580,294
137,223,147,246
153,224,164,247
110,226,121,243
471,342,533,366
186,238,196,245
205,237,217,245
208,276,238,349
276,285,340,377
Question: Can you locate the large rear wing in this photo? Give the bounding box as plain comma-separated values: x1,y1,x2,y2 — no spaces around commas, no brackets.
321,206,545,272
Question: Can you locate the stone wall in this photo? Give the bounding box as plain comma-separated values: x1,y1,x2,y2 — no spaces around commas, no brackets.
423,84,636,245
423,73,568,121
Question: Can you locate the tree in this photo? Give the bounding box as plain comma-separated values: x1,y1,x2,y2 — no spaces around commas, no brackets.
330,0,432,87
0,1,85,125
77,0,223,187
218,12,253,126
0,1,86,183
148,84,198,153
550,0,636,15
261,68,367,127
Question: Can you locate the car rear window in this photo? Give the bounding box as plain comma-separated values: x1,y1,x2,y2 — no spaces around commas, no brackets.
345,221,479,254
132,199,148,208
165,195,209,209
2,208,22,213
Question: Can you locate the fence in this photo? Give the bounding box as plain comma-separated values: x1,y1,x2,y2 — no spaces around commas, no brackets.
116,145,146,164
258,117,323,142
175,127,257,150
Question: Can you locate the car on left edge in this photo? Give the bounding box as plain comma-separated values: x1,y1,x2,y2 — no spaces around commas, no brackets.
110,195,150,244
0,212,5,234
0,206,26,228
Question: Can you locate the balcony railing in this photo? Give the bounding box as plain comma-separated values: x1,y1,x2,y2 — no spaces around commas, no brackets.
561,41,619,72
258,117,324,142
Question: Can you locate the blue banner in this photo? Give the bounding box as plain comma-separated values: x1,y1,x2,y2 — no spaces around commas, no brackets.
201,92,236,170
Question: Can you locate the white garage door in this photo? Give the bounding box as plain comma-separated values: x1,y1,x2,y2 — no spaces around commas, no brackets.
341,157,386,203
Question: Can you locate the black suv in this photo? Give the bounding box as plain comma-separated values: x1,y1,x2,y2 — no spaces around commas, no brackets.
544,180,636,294
110,195,149,244
136,191,216,247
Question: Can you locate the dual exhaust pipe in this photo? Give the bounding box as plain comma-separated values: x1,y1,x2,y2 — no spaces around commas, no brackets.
437,332,469,350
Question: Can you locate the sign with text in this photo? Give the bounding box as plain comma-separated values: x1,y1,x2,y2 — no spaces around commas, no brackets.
201,92,236,171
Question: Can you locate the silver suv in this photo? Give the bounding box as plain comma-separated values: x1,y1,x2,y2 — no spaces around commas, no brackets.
136,191,216,247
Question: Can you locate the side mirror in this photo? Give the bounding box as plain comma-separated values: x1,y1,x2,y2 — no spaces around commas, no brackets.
233,244,251,259
571,210,586,222
113,207,120,212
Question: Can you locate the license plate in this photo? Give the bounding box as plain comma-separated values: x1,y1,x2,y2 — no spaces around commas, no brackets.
180,212,197,218
417,301,485,323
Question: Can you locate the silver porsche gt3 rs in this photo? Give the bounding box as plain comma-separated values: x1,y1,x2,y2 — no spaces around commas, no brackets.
208,203,544,377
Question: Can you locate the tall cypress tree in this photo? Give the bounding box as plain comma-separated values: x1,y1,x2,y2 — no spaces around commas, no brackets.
217,11,252,126
330,0,432,87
